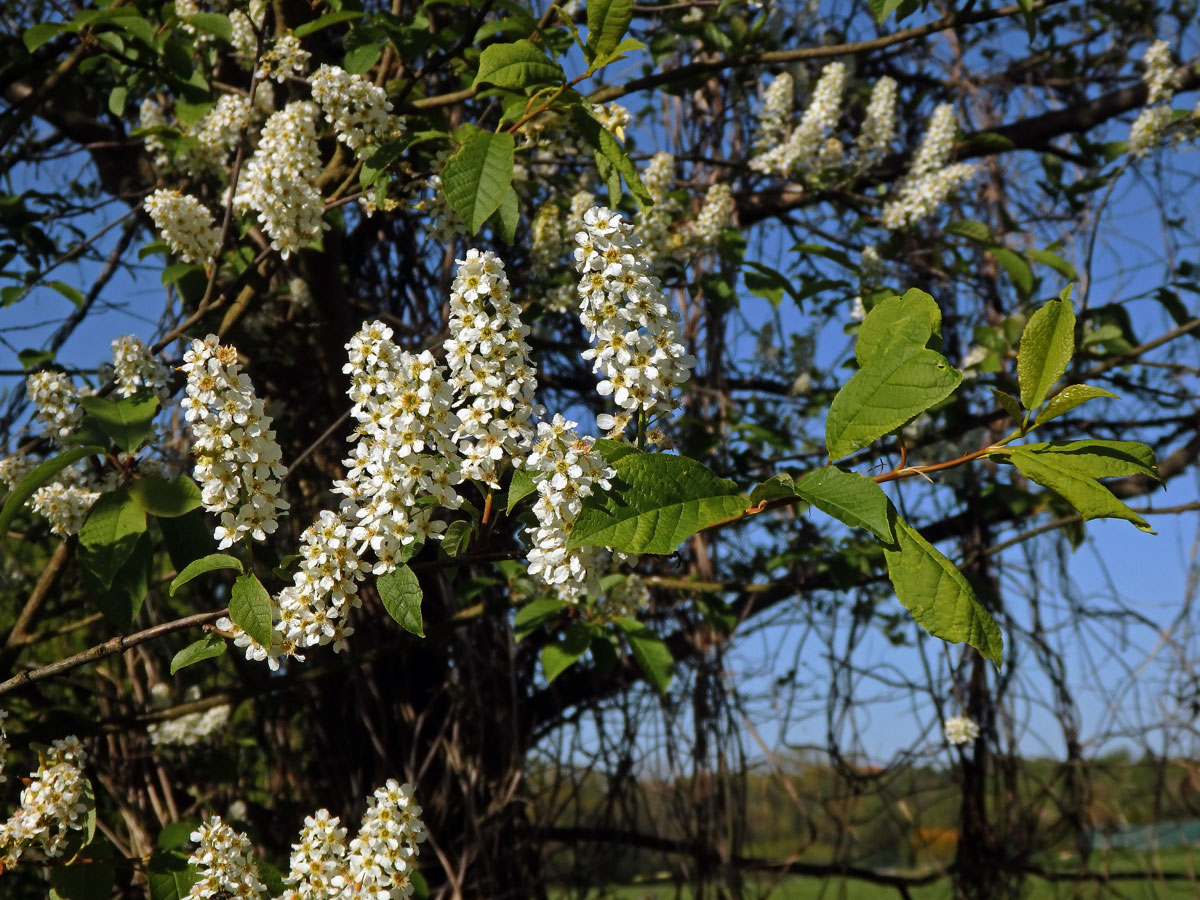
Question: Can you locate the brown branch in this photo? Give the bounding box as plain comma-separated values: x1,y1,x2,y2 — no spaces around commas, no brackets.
0,539,74,673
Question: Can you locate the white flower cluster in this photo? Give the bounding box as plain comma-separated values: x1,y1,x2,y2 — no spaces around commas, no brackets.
854,76,896,165
530,202,562,274
29,472,103,537
524,415,614,603
849,244,884,322
943,715,980,746
257,34,311,83
0,736,91,870
881,103,975,229
753,71,794,152
107,334,171,399
574,206,696,432
596,573,650,620
751,62,846,176
235,101,326,259
140,98,172,167
27,369,89,440
635,152,680,263
144,189,222,264
181,335,290,549
187,817,268,899
189,94,253,172
1128,40,1180,155
147,685,232,748
684,182,733,249
444,251,540,487
413,173,465,243
592,102,631,142
230,0,266,61
311,64,403,154
188,781,426,900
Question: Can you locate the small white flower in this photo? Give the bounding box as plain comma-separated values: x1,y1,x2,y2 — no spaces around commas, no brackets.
144,190,222,263
944,715,980,746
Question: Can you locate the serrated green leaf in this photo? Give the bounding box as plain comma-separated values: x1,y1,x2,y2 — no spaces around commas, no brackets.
882,519,1004,664
170,553,243,595
542,624,591,683
494,184,519,243
569,452,749,554
128,474,202,518
169,634,227,674
748,473,799,505
24,21,67,52
294,10,364,37
616,617,673,693
49,280,86,308
79,489,147,588
147,851,201,900
473,39,564,90
568,105,651,207
90,531,151,630
793,467,894,542
441,130,515,235
586,0,634,63
440,520,473,558
514,596,567,641
1028,247,1077,282
989,388,1023,423
344,40,383,74
990,247,1033,297
0,445,102,536
1016,440,1157,481
825,348,962,461
943,219,993,243
855,288,941,366
1018,295,1075,410
591,34,647,68
1034,384,1117,425
50,861,115,900
80,394,160,453
230,574,274,649
593,438,639,464
185,13,232,42
1011,446,1155,533
507,467,537,512
378,564,423,636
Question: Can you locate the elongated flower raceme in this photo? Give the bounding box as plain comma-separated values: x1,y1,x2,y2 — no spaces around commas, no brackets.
234,101,325,259
0,736,91,871
574,206,696,437
107,334,171,399
751,62,846,176
854,76,897,165
311,64,404,154
444,250,540,487
524,414,614,603
181,334,290,550
1128,40,1180,155
881,103,976,229
26,370,88,440
144,189,222,264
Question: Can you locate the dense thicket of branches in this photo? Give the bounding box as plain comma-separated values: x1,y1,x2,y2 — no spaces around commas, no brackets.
1,1,1198,899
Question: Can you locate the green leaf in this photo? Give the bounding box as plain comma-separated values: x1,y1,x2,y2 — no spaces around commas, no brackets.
344,40,383,74
943,219,993,243
50,862,115,900
1027,248,1077,282
90,531,152,630
585,0,634,63
147,851,201,900
473,39,564,90
170,634,227,674
507,466,537,512
989,388,1024,424
569,453,749,554
867,0,906,23
748,473,801,505
170,553,243,595
792,467,895,543
377,565,424,637
0,445,102,536
49,280,86,308
79,394,160,453
855,288,941,366
440,520,473,558
591,35,647,68
1011,446,1155,533
825,348,961,461
514,596,567,641
79,489,147,588
230,573,274,649
1018,293,1075,410
185,13,232,42
159,511,216,573
128,474,202,518
156,820,201,851
18,348,55,369
990,248,1033,297
593,438,639,464
24,21,67,52
494,184,519,243
441,130,515,235
294,10,364,37
541,623,591,683
882,519,1004,665
1034,384,1117,425
615,617,673,693
1016,440,1157,481
108,84,128,117
568,105,652,207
